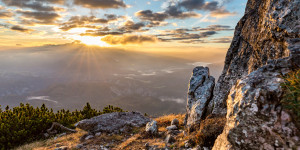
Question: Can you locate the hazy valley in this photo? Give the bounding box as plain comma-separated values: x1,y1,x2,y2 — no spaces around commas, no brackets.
0,44,224,115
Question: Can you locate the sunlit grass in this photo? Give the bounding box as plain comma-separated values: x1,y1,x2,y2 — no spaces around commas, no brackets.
281,70,300,125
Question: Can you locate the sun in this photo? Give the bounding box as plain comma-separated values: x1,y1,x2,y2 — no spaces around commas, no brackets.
72,35,110,47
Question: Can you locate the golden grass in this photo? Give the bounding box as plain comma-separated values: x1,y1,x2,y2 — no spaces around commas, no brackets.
14,129,87,150
281,69,300,127
117,134,141,149
195,116,226,147
15,113,188,150
155,113,185,128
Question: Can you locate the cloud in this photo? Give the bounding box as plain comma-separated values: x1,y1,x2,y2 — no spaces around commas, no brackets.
164,5,201,19
0,10,14,19
178,0,219,11
193,25,233,31
156,25,233,43
80,20,149,36
135,10,168,21
135,8,200,23
80,29,123,36
17,10,61,25
136,0,234,23
39,0,65,4
146,21,168,27
1,0,65,12
119,20,146,31
10,25,34,33
210,8,237,18
73,0,126,9
59,15,124,31
210,37,232,43
101,34,158,45
157,30,217,42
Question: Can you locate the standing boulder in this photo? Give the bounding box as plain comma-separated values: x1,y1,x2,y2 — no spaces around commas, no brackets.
185,67,215,127
171,118,179,127
145,120,158,135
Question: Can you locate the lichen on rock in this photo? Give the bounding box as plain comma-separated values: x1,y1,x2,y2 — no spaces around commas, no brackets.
185,66,215,127
185,0,300,149
213,60,300,149
75,112,150,134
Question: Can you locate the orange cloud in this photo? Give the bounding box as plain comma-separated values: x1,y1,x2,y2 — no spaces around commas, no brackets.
101,34,158,45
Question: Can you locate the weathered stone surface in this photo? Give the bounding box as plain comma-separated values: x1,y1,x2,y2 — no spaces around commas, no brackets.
165,134,175,144
75,112,150,133
145,120,158,135
185,67,215,127
213,60,300,150
76,144,83,149
208,0,300,116
85,135,94,140
182,0,300,149
171,118,179,127
54,146,68,150
166,125,177,131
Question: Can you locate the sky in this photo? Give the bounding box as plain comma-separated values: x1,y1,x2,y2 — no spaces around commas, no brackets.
0,0,247,50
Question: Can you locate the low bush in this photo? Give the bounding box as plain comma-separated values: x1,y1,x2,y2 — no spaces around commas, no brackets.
281,70,300,125
0,103,124,150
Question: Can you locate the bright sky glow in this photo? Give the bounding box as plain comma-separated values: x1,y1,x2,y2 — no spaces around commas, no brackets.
0,0,247,48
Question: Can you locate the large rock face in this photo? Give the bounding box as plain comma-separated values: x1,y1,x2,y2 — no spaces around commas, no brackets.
185,0,300,149
75,112,150,133
213,60,300,149
185,67,215,127
209,0,300,115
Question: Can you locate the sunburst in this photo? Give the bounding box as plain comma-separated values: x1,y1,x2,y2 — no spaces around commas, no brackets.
72,36,110,47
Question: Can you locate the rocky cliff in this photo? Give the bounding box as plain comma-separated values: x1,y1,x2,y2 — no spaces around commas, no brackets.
186,0,300,149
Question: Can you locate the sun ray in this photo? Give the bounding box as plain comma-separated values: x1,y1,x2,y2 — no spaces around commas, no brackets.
72,36,111,47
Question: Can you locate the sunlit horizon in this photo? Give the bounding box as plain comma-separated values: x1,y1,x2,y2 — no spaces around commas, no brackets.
0,0,247,49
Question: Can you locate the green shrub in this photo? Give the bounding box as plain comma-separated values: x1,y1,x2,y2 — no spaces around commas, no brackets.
0,103,124,150
281,70,300,124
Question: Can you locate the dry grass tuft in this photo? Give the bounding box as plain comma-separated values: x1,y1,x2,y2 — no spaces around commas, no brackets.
194,116,226,147
155,113,185,128
14,129,87,150
117,134,141,149
281,69,300,127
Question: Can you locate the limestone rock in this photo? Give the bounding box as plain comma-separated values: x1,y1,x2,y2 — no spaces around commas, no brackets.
185,0,300,149
145,120,158,135
95,132,101,136
165,134,175,144
209,0,300,116
171,118,179,127
185,67,215,127
76,144,83,149
55,143,62,147
85,135,94,140
213,60,300,149
166,125,177,131
75,112,150,133
55,146,68,150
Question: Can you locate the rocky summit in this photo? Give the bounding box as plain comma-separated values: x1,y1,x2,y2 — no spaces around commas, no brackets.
12,0,300,149
186,0,300,149
208,0,300,116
